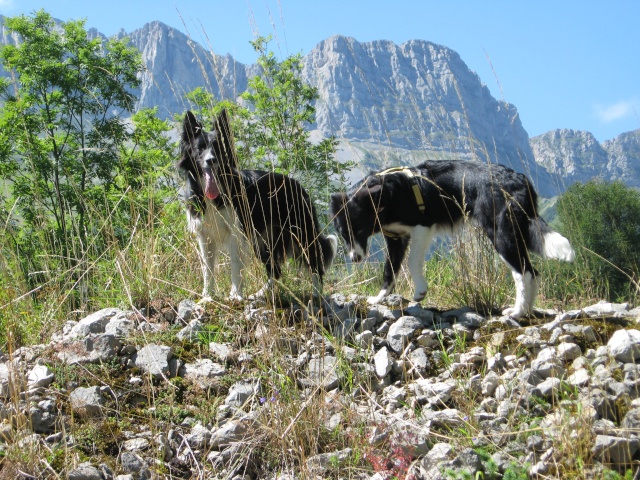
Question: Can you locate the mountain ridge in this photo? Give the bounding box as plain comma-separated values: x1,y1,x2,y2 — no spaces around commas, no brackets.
1,15,638,195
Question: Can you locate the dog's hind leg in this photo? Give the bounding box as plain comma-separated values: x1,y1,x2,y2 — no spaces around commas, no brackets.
367,235,410,305
502,269,539,319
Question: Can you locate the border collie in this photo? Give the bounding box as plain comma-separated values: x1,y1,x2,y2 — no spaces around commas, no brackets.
330,161,575,318
178,110,337,300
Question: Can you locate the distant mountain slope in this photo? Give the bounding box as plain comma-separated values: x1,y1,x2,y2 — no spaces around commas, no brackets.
530,129,640,190
2,15,638,196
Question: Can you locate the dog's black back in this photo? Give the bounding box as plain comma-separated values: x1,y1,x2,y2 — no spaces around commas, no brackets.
332,161,543,270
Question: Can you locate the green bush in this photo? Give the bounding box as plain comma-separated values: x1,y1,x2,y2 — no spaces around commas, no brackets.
557,180,640,302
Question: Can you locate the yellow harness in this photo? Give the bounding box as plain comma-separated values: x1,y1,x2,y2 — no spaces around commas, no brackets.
376,166,426,238
377,166,426,212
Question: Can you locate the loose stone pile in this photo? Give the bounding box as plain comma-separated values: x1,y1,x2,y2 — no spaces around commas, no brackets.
1,296,640,479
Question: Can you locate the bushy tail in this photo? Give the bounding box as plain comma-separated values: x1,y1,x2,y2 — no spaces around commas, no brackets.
530,218,575,262
320,234,338,272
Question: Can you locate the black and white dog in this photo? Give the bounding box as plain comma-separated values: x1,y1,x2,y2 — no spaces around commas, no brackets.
178,110,337,300
330,161,575,318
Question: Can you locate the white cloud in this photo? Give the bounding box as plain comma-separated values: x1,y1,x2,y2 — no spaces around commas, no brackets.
595,99,638,123
0,0,15,9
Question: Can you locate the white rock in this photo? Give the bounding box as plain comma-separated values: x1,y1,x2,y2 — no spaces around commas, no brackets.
608,329,640,363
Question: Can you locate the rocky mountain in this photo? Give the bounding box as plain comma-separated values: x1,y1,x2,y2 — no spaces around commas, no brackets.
123,21,255,119
531,129,640,190
2,15,639,196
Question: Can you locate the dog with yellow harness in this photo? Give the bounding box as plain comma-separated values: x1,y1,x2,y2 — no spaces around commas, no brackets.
330,160,575,318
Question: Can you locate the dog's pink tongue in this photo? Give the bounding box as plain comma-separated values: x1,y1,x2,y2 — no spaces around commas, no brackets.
204,169,219,200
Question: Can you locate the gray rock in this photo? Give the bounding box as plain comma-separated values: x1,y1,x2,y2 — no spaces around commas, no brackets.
305,356,341,390
176,319,204,342
105,318,135,338
67,462,103,480
608,329,640,363
209,342,234,362
57,334,122,365
224,380,259,407
584,301,630,317
177,299,199,323
593,434,639,466
27,365,54,389
70,386,105,416
306,448,352,473
185,423,212,449
133,344,173,378
374,347,393,378
119,452,150,478
181,359,226,388
387,316,423,353
408,347,429,373
210,418,251,448
69,308,121,338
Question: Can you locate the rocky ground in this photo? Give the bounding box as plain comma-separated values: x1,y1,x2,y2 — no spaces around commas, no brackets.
1,295,640,479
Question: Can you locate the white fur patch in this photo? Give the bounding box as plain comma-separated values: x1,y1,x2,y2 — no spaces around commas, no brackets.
190,203,248,299
350,242,366,262
543,232,575,262
407,225,437,302
367,288,390,305
502,270,539,319
327,235,338,268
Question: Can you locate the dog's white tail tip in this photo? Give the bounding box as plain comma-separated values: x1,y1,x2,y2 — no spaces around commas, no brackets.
543,232,575,262
328,234,338,258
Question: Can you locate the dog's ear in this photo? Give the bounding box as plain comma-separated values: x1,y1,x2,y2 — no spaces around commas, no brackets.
355,183,382,199
182,110,202,143
213,109,233,155
355,184,385,212
330,192,347,215
212,109,239,171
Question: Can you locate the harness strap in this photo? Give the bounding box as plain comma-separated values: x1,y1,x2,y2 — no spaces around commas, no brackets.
377,167,426,212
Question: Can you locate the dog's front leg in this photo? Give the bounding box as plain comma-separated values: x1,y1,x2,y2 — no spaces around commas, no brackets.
227,234,244,301
407,225,436,302
197,235,217,298
368,235,409,305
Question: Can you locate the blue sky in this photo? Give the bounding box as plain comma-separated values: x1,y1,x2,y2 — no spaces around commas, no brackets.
1,0,638,142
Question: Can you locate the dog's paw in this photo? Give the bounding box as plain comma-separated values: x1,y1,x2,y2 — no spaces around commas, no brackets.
502,306,528,319
367,290,387,305
198,295,213,304
227,293,244,302
412,291,427,302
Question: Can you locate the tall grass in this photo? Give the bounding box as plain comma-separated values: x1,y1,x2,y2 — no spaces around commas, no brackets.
0,10,637,479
